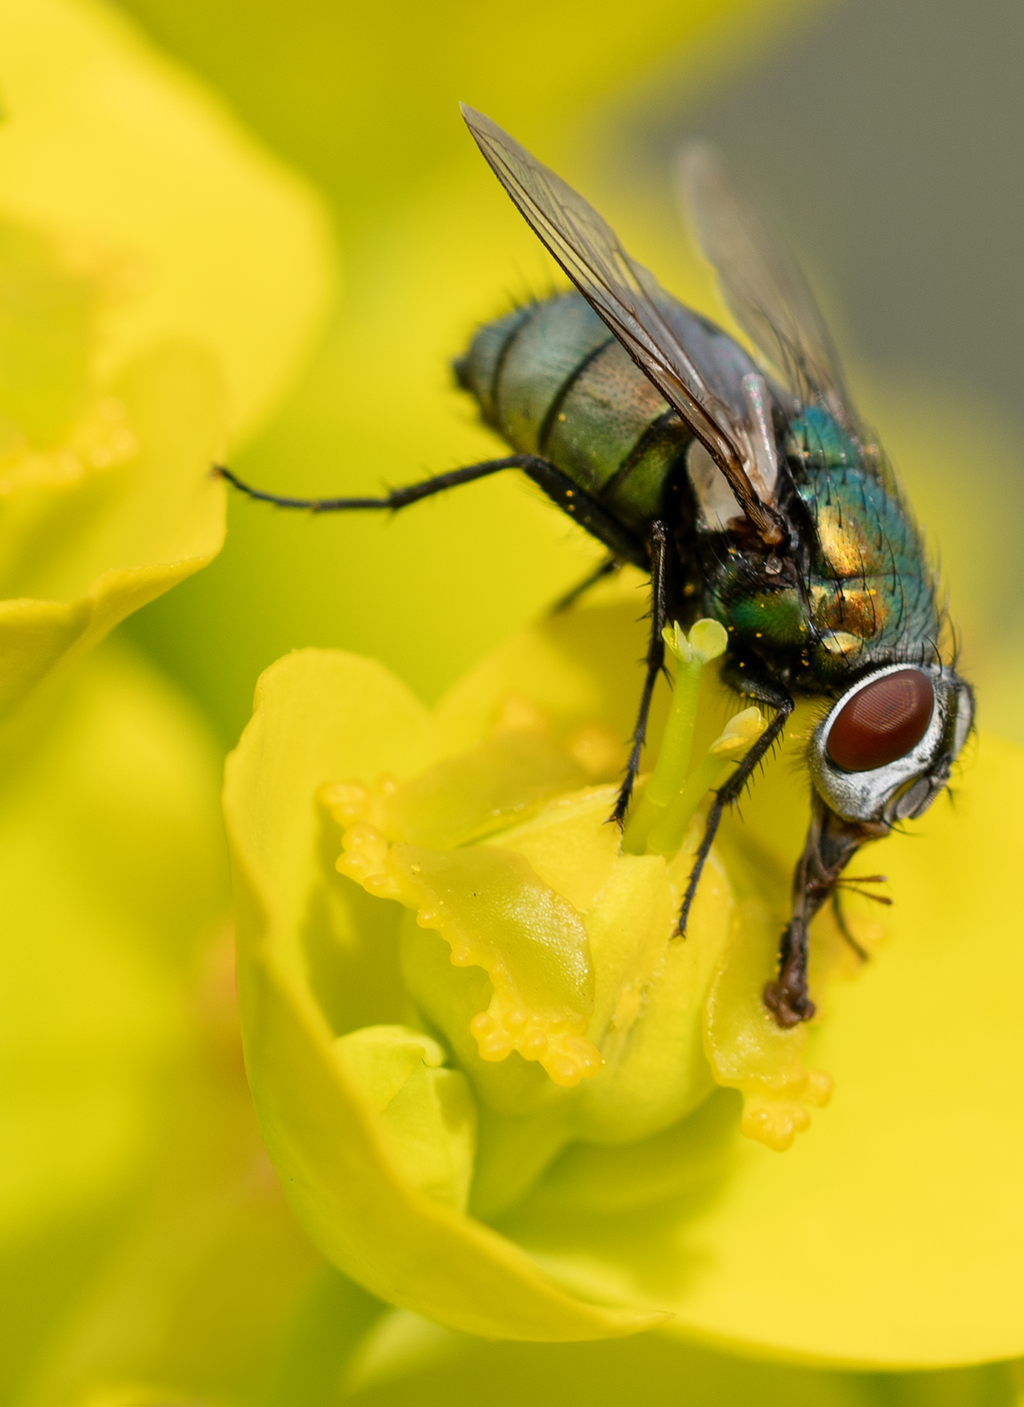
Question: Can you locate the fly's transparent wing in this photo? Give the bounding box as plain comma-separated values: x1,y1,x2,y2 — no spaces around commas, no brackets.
679,142,856,431
461,105,784,544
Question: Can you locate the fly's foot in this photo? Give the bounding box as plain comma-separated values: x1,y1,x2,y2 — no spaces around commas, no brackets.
763,921,816,1028
763,977,816,1028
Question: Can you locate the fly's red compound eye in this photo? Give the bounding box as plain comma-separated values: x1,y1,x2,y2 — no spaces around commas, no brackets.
826,669,935,772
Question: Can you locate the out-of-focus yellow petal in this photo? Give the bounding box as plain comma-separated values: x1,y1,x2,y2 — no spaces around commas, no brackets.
0,0,335,715
343,1306,1019,1407
0,341,225,718
0,642,333,1405
0,0,335,439
225,648,666,1341
0,645,222,1253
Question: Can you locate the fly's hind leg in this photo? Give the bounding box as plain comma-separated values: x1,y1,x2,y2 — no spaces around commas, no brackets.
676,661,793,935
215,457,647,567
220,456,666,822
549,556,621,614
611,522,671,828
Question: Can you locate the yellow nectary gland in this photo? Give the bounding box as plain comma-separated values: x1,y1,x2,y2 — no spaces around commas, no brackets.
331,792,602,1089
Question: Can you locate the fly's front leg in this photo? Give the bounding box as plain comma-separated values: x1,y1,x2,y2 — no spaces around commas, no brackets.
831,892,869,962
766,908,815,1028
611,522,671,827
767,812,825,1029
550,556,621,614
765,795,875,1028
676,663,793,935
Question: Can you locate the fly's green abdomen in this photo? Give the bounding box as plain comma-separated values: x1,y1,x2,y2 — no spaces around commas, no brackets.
455,291,689,538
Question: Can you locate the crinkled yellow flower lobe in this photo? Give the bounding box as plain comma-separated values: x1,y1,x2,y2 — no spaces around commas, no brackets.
225,589,1024,1365
322,615,823,1158
0,0,333,717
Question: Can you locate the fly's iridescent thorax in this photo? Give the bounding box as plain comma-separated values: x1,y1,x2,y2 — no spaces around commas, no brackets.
711,406,941,689
789,407,941,680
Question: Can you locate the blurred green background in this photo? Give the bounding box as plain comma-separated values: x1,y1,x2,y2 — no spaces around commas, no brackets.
113,0,1024,749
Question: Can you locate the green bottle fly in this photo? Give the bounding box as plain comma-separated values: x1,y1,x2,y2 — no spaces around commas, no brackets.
218,106,973,1030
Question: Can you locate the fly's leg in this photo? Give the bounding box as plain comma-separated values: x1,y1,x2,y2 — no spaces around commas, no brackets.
216,458,647,568
221,456,665,824
611,522,671,828
676,665,793,935
766,836,821,1026
765,796,873,1028
765,917,815,1027
549,556,621,614
831,891,868,961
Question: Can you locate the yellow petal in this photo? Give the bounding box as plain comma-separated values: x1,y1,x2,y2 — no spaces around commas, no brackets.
435,587,670,754
333,1025,477,1213
389,843,600,1088
345,1304,1002,1406
0,644,333,1402
0,641,225,1252
384,730,590,848
0,0,334,439
225,649,664,1339
0,0,335,716
507,730,1024,1367
0,342,225,719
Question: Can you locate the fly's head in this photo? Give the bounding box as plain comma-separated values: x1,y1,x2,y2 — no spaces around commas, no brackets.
765,662,973,1030
808,662,975,830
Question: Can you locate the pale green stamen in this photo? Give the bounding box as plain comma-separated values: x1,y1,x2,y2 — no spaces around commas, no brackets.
645,707,766,857
623,618,725,853
624,618,765,858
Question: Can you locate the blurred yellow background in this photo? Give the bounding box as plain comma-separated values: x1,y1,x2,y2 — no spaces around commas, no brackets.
116,0,1024,748
109,0,817,737
6,0,1024,1402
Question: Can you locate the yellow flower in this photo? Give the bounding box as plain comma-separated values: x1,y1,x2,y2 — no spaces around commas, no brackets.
0,0,333,718
7,639,1018,1407
6,0,1022,1402
225,583,1024,1366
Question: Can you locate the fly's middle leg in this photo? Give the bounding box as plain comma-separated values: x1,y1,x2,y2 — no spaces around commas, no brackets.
549,556,621,614
611,522,671,828
675,663,794,938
